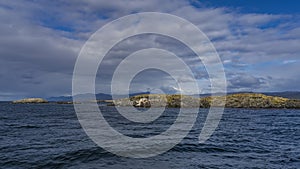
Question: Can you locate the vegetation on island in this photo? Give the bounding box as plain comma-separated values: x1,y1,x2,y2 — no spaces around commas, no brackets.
12,98,48,104
112,93,300,109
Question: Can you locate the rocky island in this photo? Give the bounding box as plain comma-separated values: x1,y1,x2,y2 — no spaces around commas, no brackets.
12,98,48,104
111,93,300,109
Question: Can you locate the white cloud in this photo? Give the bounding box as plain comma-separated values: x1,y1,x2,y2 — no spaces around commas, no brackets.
283,60,297,64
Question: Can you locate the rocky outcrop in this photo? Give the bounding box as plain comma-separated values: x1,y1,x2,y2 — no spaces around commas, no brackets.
113,94,200,108
201,93,300,108
133,98,151,107
110,93,300,109
12,98,48,104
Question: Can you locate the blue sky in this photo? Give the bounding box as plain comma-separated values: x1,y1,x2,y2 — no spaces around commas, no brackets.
0,0,299,100
196,0,300,14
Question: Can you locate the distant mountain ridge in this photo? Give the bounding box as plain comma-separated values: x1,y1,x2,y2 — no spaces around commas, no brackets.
47,92,150,101
195,91,300,100
262,91,300,100
47,93,111,101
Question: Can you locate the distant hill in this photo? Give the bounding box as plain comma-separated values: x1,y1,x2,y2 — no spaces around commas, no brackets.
129,91,150,97
193,91,300,100
47,93,111,101
262,91,300,100
47,92,150,101
47,96,72,101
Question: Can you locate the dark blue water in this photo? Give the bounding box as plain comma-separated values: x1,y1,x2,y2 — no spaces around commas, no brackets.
1,102,299,168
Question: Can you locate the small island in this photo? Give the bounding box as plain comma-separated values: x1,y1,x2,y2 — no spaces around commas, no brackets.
12,98,48,104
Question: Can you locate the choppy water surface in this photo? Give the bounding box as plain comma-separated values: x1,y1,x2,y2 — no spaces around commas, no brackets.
1,102,299,168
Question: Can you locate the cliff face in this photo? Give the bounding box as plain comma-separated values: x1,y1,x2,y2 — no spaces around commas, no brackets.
12,98,48,104
112,93,300,109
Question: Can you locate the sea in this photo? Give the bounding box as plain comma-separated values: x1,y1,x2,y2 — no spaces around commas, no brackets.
1,102,299,169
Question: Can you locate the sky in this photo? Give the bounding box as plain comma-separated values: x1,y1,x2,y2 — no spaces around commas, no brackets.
0,0,299,100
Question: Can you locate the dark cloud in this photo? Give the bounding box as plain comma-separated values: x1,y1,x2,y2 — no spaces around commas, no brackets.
228,73,268,91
